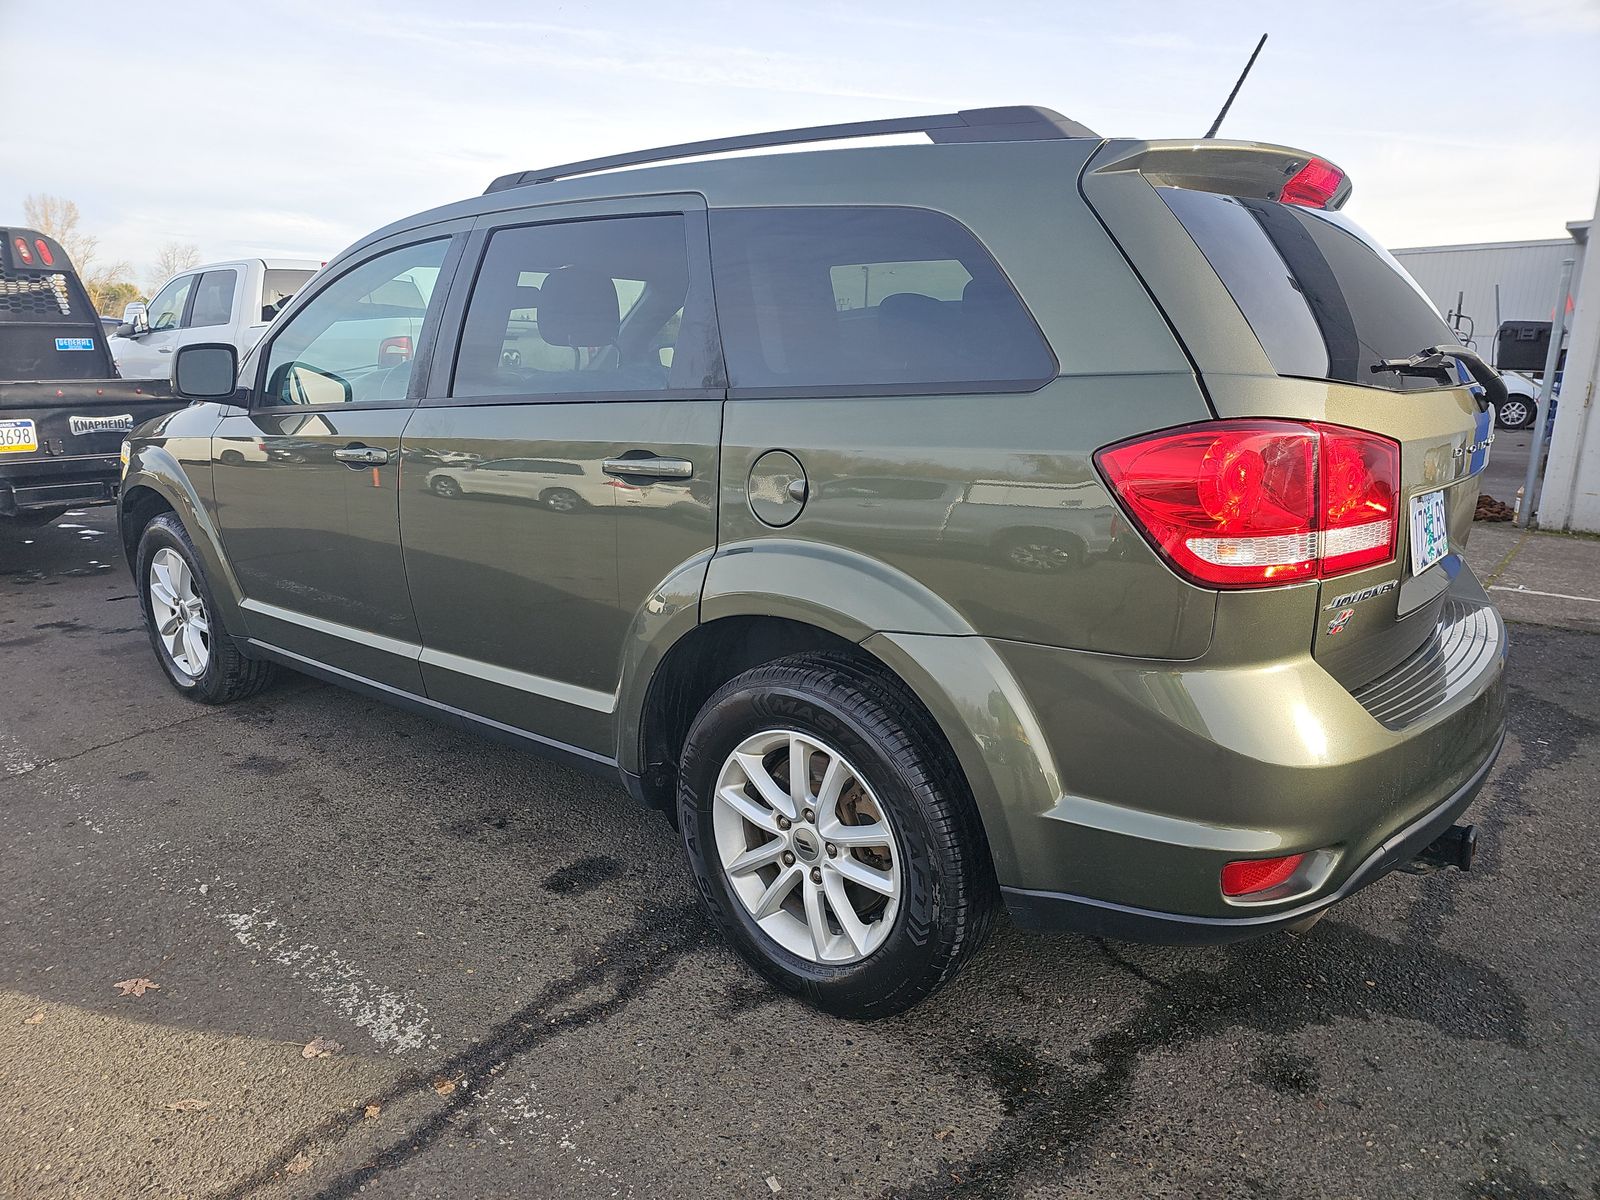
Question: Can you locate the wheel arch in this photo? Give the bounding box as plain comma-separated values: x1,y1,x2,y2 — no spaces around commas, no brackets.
120,447,247,633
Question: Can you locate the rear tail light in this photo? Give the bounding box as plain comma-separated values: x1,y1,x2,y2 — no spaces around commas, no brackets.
12,236,33,265
1280,157,1345,208
34,239,54,266
1096,420,1398,589
1221,853,1306,897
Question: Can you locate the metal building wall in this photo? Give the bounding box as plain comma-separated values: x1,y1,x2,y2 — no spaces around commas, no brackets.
1393,238,1584,354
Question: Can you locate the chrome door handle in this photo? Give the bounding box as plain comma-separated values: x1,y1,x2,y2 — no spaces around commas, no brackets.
334,445,390,466
602,456,694,480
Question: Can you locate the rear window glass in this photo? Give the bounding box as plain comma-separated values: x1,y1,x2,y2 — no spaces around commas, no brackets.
262,268,315,322
709,206,1055,394
1158,188,1454,391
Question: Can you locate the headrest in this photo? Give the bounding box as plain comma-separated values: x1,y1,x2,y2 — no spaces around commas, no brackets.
538,266,619,347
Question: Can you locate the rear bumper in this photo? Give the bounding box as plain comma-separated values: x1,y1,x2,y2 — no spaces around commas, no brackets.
0,453,121,514
1002,723,1503,942
869,564,1507,943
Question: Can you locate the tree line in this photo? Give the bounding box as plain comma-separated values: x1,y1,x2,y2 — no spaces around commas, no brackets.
21,193,200,317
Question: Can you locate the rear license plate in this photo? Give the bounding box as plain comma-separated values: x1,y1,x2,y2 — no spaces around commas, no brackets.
1410,489,1449,575
0,418,38,454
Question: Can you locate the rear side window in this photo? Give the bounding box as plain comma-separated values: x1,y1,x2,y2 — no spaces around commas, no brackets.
709,207,1055,394
1158,188,1455,391
451,214,716,399
188,269,237,328
262,268,315,322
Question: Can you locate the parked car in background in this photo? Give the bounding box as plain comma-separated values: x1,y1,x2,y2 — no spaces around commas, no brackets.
112,258,320,380
121,106,1507,1017
1493,369,1558,430
1,226,178,528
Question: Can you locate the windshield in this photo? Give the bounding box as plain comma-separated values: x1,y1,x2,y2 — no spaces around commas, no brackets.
1158,187,1456,392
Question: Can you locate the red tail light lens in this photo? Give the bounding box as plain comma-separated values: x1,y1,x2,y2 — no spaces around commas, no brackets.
1221,853,1306,897
1280,158,1345,208
34,239,54,266
1096,420,1398,588
12,236,33,265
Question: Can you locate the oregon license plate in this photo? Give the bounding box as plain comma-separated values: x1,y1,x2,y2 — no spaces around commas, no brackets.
0,418,38,454
1410,489,1449,575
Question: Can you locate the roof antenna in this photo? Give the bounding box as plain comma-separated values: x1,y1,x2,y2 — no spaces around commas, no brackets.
1204,34,1268,139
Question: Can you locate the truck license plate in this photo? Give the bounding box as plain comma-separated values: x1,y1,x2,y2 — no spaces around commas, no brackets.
1410,489,1449,575
0,418,38,454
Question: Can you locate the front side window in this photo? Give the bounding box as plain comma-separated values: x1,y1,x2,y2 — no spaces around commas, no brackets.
260,240,447,407
188,269,237,328
451,214,715,398
709,206,1056,393
147,274,194,333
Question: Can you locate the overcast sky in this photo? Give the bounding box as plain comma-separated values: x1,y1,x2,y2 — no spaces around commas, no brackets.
2,0,1596,285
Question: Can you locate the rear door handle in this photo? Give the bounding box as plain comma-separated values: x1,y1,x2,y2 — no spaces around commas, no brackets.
334,445,390,466
602,456,694,480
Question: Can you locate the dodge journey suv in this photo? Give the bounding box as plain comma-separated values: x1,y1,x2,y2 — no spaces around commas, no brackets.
120,106,1507,1017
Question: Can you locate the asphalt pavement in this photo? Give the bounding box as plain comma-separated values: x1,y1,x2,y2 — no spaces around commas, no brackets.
1,504,1596,1200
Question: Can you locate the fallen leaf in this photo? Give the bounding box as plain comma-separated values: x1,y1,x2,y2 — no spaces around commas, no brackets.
433,1079,457,1097
934,1128,955,1142
285,1152,313,1176
364,1104,381,1119
113,978,160,997
23,1011,45,1025
166,1098,210,1112
302,1037,343,1059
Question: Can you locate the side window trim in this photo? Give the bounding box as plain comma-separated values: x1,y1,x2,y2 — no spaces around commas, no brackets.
421,197,726,408
248,226,470,411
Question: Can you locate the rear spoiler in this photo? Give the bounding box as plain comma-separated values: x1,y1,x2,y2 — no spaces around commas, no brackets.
1087,140,1353,210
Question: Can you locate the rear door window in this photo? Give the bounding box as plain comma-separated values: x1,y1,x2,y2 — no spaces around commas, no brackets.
1158,188,1455,391
709,206,1055,395
187,269,237,328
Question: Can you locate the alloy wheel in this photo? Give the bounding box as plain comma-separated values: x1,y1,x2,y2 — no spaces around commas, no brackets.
148,547,210,678
712,729,902,964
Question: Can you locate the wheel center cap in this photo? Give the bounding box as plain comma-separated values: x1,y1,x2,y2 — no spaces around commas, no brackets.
791,827,821,863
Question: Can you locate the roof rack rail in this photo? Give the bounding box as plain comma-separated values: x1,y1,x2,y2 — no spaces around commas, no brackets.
484,105,1098,194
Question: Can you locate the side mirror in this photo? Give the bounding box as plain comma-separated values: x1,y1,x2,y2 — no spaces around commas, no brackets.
114,323,134,338
173,342,239,400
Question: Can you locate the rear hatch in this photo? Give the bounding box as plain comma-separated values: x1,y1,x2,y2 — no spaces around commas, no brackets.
1082,141,1492,688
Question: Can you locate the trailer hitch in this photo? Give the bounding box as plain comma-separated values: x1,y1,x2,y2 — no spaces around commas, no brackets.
1401,823,1478,875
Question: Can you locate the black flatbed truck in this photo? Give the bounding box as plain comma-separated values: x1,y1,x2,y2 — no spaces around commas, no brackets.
1,226,182,528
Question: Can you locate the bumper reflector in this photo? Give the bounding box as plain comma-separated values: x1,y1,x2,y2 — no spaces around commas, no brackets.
1221,853,1306,897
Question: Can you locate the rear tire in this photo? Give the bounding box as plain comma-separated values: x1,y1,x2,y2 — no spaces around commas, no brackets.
136,513,275,704
678,651,996,1018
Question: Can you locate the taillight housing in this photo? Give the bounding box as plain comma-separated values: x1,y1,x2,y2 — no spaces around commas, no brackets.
12,236,33,266
34,239,54,266
1280,158,1345,208
1096,420,1399,589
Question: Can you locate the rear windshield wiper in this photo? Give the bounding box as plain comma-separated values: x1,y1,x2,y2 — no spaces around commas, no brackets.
1371,346,1504,411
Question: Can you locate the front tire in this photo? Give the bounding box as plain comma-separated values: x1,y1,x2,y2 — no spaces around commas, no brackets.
678,652,996,1018
136,513,275,704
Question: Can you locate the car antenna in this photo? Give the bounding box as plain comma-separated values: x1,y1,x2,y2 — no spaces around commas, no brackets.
1203,33,1268,139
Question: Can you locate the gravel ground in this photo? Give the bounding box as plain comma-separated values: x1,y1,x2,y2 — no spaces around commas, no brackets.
1,506,1595,1200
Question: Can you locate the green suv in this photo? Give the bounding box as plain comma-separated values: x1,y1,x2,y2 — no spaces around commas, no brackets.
120,107,1507,1017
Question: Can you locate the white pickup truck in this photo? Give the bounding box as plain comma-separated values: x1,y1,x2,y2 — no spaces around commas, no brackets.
111,258,320,379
